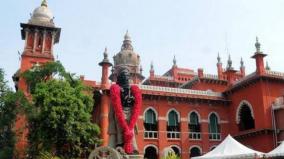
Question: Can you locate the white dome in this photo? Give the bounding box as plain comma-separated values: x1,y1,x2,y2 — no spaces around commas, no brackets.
28,2,54,27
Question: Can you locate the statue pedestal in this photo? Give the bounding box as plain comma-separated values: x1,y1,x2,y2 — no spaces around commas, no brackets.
127,155,143,159
88,146,144,159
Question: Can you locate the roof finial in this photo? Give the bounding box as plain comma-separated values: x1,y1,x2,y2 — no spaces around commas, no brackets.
173,55,177,67
124,30,131,40
121,30,133,51
266,61,271,70
255,36,261,53
240,57,244,68
227,54,233,70
103,47,108,59
217,52,221,63
150,61,154,72
41,0,48,7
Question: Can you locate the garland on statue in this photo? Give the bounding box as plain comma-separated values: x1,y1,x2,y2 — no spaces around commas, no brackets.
110,84,142,154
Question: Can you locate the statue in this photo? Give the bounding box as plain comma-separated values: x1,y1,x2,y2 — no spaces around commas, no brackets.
108,67,142,154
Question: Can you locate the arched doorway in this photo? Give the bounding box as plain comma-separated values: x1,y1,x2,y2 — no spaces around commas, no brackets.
238,104,255,131
190,146,201,158
171,146,180,157
144,145,158,159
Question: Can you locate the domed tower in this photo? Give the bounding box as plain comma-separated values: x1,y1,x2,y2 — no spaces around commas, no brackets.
13,1,60,157
110,31,144,84
14,0,61,92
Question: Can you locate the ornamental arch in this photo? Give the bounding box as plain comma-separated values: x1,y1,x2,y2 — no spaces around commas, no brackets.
166,108,180,138
236,100,255,131
170,145,181,156
189,145,202,158
143,107,158,138
144,144,158,159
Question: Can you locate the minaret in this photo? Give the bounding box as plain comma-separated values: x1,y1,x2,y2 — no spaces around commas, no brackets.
226,54,233,70
172,55,178,80
225,54,237,85
150,61,155,78
98,47,112,146
240,57,245,77
217,53,223,80
251,37,267,75
18,0,61,92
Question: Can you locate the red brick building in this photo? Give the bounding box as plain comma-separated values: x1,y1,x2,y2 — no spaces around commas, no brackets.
15,1,284,159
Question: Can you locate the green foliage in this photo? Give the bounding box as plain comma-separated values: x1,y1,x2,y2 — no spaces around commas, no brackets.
22,61,73,94
162,152,181,159
38,151,61,159
23,62,101,159
0,69,29,159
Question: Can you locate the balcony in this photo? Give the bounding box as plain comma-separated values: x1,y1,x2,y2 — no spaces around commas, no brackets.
144,131,158,139
209,133,221,141
167,131,180,139
189,132,201,140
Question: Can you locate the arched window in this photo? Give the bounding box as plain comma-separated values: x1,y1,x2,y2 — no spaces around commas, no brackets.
209,113,220,140
210,146,217,151
189,111,201,139
144,108,158,138
144,145,158,159
171,146,181,157
190,146,201,158
238,104,255,131
167,109,180,138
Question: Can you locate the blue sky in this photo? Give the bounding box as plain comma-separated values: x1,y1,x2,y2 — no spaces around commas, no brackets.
1,0,284,88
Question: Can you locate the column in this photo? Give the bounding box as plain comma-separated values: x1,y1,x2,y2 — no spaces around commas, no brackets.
41,30,47,53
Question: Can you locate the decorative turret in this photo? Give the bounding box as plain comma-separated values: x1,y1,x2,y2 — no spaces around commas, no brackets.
15,1,61,157
18,0,61,91
111,31,144,84
226,54,234,70
173,55,177,67
251,37,267,75
99,47,112,89
224,54,237,85
217,53,223,80
98,48,113,146
150,61,155,78
240,57,245,76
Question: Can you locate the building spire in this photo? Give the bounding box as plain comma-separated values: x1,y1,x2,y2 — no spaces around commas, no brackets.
121,30,133,51
227,54,233,70
240,57,244,68
217,52,221,63
266,61,271,70
41,0,48,7
173,55,177,67
255,36,261,53
99,47,112,66
150,61,154,71
103,47,108,60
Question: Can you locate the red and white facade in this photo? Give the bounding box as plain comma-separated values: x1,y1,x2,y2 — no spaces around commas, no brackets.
15,1,284,159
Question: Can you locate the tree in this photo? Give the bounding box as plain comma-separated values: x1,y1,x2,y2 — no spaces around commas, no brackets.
0,69,29,159
23,62,101,158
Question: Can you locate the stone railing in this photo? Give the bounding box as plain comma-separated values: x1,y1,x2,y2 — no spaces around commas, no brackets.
167,131,180,139
266,70,284,77
139,85,223,97
144,131,158,139
203,74,219,79
209,133,221,141
189,132,201,140
154,75,174,80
